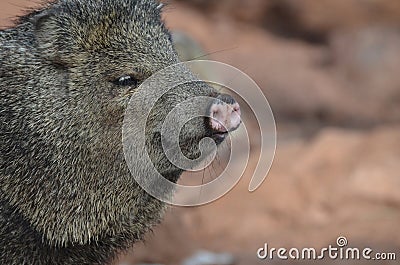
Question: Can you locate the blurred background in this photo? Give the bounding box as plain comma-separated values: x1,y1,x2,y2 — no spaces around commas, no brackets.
1,0,400,264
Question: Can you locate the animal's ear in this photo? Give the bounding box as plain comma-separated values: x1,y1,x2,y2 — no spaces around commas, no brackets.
32,10,79,66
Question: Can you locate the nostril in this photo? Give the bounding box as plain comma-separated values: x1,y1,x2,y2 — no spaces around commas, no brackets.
209,105,228,133
232,103,241,116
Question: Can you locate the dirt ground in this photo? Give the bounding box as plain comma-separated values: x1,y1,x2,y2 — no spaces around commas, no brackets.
1,1,399,265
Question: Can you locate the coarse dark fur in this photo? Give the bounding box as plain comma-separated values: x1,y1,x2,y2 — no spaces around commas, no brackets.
0,0,223,264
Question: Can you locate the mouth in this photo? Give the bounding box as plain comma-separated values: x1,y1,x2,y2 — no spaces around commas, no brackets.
211,131,229,145
209,120,242,145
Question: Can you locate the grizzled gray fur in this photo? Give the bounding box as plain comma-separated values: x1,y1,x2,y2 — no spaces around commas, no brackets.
0,0,222,264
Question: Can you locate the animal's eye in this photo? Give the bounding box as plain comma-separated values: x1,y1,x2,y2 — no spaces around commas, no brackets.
112,75,139,87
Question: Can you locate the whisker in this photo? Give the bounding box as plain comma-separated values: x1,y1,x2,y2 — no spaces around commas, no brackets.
188,46,238,61
198,168,206,203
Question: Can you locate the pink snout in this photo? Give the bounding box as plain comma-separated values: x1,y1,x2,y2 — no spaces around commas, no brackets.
209,94,241,134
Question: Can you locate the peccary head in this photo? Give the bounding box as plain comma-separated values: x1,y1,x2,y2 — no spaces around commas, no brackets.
0,0,241,249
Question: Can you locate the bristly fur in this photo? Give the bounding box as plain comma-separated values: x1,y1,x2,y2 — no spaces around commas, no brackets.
0,0,218,264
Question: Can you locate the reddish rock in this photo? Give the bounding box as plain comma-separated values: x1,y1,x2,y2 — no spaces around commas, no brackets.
129,126,400,264
165,2,400,126
173,0,400,42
